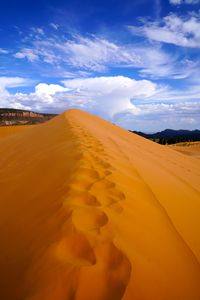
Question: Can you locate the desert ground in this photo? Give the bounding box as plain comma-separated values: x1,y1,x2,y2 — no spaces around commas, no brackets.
0,109,200,300
170,142,200,159
0,124,34,140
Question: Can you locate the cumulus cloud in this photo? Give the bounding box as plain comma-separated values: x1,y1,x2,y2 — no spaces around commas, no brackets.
62,76,158,117
35,83,69,96
0,76,200,131
0,76,159,116
0,77,33,109
0,80,70,110
34,83,70,103
1,75,199,131
169,0,200,4
128,14,200,48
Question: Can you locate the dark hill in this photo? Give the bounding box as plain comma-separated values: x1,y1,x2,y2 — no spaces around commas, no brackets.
132,129,200,144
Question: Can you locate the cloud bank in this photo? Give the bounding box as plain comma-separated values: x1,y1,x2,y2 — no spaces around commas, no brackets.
0,75,199,131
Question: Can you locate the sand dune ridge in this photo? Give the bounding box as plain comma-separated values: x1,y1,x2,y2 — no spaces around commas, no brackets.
0,109,200,299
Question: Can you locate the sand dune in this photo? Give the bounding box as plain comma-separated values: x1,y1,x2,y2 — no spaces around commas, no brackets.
170,142,200,159
0,125,34,140
0,109,200,300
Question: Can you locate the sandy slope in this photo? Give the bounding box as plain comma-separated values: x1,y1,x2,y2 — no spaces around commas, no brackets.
170,142,200,159
0,125,34,140
0,109,200,300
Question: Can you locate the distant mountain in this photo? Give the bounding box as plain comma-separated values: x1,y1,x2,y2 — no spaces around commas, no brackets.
131,129,200,144
0,108,57,126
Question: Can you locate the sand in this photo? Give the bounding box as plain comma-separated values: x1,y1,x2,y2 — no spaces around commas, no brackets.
170,142,200,159
0,125,34,140
0,109,200,300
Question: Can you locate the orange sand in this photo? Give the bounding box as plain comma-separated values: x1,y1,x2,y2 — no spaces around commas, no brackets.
170,142,200,159
0,109,200,300
0,125,34,140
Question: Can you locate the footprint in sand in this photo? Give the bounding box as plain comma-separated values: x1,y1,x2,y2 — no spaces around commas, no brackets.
72,207,108,231
89,178,126,212
75,241,131,300
54,231,96,267
69,167,101,190
63,188,101,207
102,196,124,213
94,157,112,169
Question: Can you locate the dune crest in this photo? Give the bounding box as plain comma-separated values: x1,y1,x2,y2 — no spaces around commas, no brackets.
0,109,200,300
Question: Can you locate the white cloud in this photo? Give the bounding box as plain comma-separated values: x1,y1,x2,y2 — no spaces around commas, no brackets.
0,79,70,109
14,48,39,62
0,76,199,131
34,83,69,103
0,76,159,116
31,27,45,35
50,23,59,30
0,48,8,54
32,36,141,71
128,14,200,48
0,77,33,109
12,32,194,79
115,101,200,131
0,77,31,95
62,76,158,117
35,83,69,96
170,0,182,4
169,0,200,4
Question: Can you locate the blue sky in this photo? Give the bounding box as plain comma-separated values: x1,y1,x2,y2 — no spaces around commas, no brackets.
0,0,200,131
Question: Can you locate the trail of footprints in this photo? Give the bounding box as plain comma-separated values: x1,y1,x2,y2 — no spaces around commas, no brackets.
55,120,131,300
